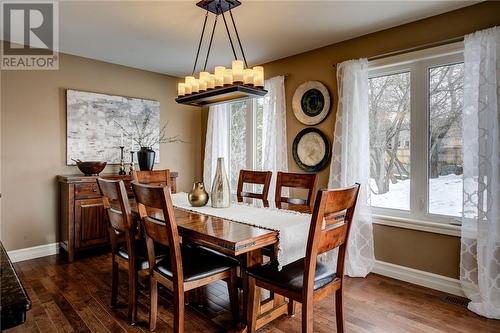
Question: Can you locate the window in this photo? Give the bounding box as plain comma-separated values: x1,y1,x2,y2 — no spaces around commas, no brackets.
428,63,464,217
228,99,264,193
368,44,464,223
369,71,411,211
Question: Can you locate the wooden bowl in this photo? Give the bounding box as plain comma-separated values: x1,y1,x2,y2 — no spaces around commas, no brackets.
76,161,107,176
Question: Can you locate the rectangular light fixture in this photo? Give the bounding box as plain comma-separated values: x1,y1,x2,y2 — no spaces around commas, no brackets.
175,84,267,107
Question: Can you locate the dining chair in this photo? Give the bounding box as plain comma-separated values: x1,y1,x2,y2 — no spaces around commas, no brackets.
132,182,240,332
132,169,171,187
96,178,166,325
247,184,361,333
275,172,318,213
237,170,272,207
263,172,318,259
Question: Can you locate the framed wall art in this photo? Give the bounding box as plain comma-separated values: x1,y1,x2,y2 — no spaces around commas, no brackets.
66,89,160,165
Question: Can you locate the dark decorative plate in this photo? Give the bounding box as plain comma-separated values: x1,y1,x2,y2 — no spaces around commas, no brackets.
292,128,331,172
292,81,331,125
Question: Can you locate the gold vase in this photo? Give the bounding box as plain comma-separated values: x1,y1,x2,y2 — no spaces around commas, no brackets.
188,182,209,207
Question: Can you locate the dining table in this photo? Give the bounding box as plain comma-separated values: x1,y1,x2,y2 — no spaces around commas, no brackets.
129,192,314,332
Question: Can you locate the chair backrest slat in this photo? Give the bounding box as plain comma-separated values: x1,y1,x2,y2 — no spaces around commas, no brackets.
142,216,170,247
132,181,183,285
132,169,171,187
317,223,348,255
275,172,318,212
97,178,135,251
237,170,272,207
303,184,360,294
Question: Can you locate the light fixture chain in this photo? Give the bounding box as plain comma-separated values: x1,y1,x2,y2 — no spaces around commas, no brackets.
220,6,238,61
203,15,218,72
229,9,248,69
192,10,209,75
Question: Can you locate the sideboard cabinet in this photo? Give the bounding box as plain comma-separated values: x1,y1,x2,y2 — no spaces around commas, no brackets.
58,173,178,262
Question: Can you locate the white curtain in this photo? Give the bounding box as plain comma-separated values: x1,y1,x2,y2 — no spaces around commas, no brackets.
460,26,500,319
203,103,230,189
262,76,288,199
203,76,287,197
328,58,374,277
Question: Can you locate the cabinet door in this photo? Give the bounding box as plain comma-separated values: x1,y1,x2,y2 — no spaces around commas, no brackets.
74,198,108,248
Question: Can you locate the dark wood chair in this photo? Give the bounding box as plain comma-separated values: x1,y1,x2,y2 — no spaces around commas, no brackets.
132,169,171,187
237,170,272,207
247,184,361,333
275,172,318,213
96,178,166,325
132,182,240,332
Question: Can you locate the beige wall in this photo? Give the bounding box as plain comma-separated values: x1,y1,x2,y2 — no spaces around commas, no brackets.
1,52,201,251
201,2,500,278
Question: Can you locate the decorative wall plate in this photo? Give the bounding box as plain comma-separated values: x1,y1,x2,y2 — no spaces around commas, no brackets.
292,128,331,172
292,81,331,125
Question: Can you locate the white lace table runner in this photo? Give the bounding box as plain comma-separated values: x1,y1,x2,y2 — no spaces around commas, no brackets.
171,192,312,269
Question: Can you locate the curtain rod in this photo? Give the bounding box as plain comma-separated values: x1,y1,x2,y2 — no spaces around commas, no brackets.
332,36,464,68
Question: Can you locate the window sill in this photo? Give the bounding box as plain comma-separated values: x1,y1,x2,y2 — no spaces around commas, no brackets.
372,214,461,237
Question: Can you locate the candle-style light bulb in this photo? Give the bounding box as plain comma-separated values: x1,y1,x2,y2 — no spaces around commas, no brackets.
253,66,264,87
223,68,233,86
232,60,244,83
178,83,186,97
199,72,210,82
214,66,225,87
184,76,195,95
199,78,207,92
243,68,254,85
207,74,216,89
191,79,200,93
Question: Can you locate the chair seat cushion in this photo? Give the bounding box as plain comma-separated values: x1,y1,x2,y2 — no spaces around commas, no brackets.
117,239,167,270
154,245,238,283
247,258,336,292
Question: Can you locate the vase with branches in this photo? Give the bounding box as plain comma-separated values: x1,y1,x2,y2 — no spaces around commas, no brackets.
114,109,185,170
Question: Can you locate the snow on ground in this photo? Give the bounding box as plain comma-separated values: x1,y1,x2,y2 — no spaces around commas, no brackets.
370,174,463,217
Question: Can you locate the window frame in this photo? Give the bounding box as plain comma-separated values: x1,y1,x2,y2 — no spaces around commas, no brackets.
368,42,464,232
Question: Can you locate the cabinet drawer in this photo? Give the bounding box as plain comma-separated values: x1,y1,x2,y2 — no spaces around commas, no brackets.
75,183,100,199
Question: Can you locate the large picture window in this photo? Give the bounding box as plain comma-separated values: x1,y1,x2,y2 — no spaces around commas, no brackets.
368,44,464,224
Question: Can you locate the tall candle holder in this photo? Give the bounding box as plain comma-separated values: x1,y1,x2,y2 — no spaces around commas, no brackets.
129,151,136,175
118,146,126,175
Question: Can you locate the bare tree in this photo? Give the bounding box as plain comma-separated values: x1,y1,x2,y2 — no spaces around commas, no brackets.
429,64,463,178
369,72,410,194
368,63,464,195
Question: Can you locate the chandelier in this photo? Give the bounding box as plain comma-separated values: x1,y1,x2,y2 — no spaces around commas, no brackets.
175,0,267,107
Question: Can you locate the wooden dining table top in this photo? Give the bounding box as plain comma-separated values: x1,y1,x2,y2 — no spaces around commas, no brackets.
129,199,279,257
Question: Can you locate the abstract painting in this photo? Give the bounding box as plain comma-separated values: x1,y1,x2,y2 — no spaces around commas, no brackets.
66,89,160,165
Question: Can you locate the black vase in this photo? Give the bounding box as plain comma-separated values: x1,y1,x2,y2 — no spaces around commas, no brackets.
137,147,155,171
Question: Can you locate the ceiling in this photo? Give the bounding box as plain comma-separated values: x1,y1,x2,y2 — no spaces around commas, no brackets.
57,1,478,77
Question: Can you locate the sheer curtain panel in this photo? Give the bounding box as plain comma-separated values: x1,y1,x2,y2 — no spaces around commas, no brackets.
203,103,230,190
328,58,374,277
460,26,500,319
262,76,288,199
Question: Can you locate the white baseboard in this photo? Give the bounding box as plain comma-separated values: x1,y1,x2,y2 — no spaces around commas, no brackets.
7,242,59,263
372,260,465,297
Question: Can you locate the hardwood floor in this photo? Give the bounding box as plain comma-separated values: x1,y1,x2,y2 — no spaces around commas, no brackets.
6,252,500,333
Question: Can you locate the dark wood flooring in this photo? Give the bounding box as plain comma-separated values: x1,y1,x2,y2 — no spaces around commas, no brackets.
5,252,500,333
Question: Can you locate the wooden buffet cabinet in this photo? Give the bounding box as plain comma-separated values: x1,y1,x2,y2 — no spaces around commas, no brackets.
58,173,178,262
